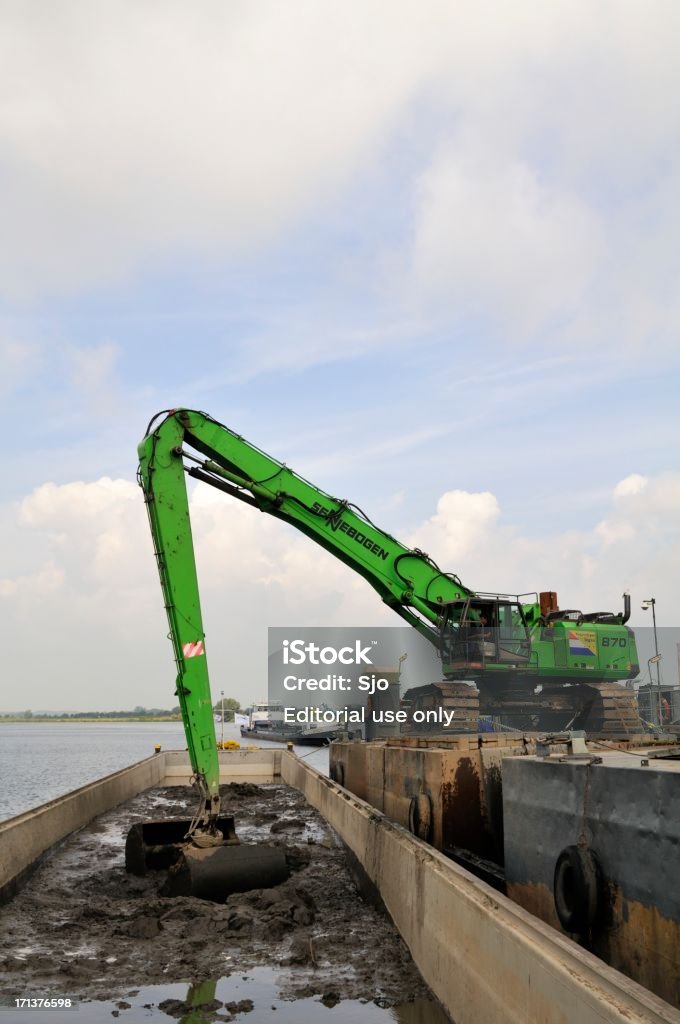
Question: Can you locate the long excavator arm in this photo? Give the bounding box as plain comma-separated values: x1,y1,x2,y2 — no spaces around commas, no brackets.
138,407,640,843
138,407,476,834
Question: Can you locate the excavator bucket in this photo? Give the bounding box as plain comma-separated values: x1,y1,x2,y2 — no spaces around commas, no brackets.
161,843,289,901
125,817,289,901
125,816,238,875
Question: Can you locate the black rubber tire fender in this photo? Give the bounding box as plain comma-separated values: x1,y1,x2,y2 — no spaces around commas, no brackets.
330,761,345,787
553,844,601,933
408,794,433,843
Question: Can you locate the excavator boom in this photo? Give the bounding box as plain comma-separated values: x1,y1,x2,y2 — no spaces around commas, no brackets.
136,407,641,854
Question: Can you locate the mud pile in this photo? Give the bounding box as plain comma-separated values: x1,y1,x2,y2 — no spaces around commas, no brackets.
0,783,436,1012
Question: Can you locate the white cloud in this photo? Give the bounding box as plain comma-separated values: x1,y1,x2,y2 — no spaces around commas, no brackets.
2,467,679,710
0,477,394,710
413,474,680,619
408,490,500,563
410,153,603,330
0,1,445,297
598,475,680,550
614,474,648,499
0,0,677,334
20,477,136,529
0,561,64,599
595,520,636,546
398,3,680,344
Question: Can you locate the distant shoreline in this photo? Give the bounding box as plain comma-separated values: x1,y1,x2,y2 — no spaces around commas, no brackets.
0,716,183,724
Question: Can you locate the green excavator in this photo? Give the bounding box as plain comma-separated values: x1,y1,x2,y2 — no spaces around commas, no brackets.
128,408,639,898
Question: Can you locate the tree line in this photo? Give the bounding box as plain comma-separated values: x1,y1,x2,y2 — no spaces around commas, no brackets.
2,699,243,721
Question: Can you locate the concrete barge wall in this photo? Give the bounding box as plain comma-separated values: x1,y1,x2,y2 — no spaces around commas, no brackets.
0,753,165,903
163,748,282,786
283,750,680,1024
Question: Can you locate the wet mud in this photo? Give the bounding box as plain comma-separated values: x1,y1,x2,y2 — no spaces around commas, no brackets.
0,783,445,1017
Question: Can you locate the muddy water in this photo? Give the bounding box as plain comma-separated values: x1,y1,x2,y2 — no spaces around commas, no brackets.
0,783,452,1023
4,968,450,1022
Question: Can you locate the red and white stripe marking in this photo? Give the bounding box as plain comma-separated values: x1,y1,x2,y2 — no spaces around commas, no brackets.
182,640,205,658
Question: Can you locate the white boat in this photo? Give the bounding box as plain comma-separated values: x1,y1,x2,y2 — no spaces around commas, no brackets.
240,700,285,735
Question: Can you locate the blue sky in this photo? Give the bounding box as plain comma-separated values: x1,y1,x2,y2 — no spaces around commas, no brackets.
1,2,679,709
3,250,678,532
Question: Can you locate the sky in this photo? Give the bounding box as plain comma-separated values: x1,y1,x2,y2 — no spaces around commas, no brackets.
1,1,679,711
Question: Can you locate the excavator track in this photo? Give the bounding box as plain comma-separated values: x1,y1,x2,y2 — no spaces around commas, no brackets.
402,682,480,733
570,681,642,737
403,680,642,737
476,680,641,738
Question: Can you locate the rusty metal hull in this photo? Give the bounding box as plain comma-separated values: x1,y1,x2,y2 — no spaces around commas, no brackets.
330,735,522,864
331,735,680,1009
503,754,680,1008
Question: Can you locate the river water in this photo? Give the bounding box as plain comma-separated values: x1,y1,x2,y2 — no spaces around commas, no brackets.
0,721,329,821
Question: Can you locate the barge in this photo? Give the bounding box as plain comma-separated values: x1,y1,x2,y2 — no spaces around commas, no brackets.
1,747,679,1023
237,726,338,745
238,700,343,744
330,731,680,1012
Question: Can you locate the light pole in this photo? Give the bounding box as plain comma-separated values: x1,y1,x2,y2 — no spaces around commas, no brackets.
220,689,225,747
647,655,663,726
642,599,663,726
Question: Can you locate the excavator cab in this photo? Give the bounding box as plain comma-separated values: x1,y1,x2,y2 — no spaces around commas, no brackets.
440,596,532,673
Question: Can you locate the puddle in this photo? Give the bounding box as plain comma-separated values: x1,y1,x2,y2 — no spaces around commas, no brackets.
3,967,451,1023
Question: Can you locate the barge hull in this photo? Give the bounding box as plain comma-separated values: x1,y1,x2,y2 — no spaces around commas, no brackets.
1,748,678,1024
239,727,336,745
